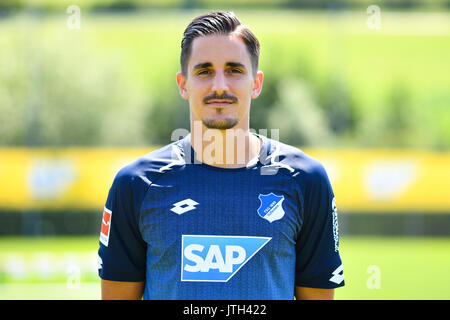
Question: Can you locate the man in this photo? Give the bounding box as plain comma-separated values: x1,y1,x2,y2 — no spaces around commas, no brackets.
98,11,344,300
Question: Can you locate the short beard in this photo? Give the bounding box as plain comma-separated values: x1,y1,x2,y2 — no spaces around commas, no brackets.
202,117,238,130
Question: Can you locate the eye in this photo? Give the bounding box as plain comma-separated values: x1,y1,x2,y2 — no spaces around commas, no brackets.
229,68,242,74
197,69,212,75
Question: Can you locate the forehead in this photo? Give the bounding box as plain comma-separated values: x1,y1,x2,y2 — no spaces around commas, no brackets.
188,34,251,69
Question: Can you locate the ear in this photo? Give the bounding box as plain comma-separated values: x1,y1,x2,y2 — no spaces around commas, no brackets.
176,72,189,100
251,70,264,99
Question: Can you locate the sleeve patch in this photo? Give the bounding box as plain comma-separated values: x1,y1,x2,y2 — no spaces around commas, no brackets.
332,197,339,252
100,207,112,247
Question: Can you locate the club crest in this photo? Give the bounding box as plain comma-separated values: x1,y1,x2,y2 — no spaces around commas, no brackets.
257,193,285,223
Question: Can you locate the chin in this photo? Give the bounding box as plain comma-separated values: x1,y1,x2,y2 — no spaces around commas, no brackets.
202,117,239,130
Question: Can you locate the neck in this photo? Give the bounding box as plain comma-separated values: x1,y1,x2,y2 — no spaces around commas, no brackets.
190,120,261,168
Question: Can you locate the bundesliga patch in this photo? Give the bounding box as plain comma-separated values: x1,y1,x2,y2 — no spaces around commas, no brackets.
100,207,112,247
181,235,271,282
257,193,285,223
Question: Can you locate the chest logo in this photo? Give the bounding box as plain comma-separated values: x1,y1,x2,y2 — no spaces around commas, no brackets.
170,198,199,215
181,235,271,282
257,193,285,223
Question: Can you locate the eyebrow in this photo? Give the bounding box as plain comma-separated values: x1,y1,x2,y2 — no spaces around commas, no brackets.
192,62,247,71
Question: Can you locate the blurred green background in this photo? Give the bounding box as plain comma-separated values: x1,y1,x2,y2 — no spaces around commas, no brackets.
0,0,449,300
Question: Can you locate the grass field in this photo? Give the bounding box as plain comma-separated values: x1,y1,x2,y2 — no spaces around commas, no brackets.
0,235,449,300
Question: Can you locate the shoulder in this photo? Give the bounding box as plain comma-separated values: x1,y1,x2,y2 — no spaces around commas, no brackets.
264,139,335,219
112,139,186,191
262,138,329,185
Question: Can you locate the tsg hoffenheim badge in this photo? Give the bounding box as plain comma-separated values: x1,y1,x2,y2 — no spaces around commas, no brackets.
257,193,285,223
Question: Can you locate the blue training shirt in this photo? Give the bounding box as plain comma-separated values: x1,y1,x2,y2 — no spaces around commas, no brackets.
98,133,344,299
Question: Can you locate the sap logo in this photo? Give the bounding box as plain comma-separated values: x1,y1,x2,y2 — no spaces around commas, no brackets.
181,235,271,282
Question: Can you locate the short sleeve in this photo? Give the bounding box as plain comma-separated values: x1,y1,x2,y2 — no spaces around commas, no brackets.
294,162,344,288
98,171,147,282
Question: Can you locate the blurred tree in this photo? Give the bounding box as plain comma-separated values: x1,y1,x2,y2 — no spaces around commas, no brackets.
382,80,414,147
0,29,151,146
267,78,333,147
318,74,358,136
1,0,448,11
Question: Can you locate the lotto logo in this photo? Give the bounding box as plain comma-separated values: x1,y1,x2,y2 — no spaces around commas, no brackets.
181,235,271,282
329,263,345,285
170,198,199,215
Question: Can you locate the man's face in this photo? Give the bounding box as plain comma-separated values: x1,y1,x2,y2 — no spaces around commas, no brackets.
177,34,263,130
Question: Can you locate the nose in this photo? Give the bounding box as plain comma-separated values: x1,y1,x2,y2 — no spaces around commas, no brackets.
211,70,229,94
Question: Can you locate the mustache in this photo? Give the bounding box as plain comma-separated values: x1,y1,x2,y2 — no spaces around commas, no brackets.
203,93,238,104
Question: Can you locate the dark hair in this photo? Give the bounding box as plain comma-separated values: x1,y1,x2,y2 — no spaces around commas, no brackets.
180,11,260,77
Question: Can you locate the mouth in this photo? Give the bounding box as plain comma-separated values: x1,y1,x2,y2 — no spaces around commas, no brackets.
205,99,235,106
